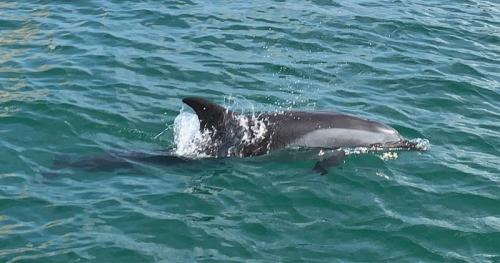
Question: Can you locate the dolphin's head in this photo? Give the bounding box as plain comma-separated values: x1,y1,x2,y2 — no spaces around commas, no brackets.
371,122,404,144
267,111,407,149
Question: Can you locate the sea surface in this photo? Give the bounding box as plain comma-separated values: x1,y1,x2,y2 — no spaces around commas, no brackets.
1,0,499,262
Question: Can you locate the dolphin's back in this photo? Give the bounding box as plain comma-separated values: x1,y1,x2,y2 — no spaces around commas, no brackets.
263,112,403,150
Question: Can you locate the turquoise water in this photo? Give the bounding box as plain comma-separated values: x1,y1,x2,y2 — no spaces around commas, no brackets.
1,0,499,262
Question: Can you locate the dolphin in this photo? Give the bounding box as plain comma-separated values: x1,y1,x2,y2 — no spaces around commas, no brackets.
45,97,424,176
182,97,424,174
43,151,191,178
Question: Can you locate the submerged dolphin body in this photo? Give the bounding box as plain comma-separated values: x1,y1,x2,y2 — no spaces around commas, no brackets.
43,151,191,177
183,97,423,174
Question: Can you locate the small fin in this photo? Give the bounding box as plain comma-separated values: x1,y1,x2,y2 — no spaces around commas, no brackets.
182,97,232,131
313,150,346,175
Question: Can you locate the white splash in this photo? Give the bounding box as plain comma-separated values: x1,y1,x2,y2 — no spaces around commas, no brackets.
344,147,370,155
172,106,271,158
380,152,399,160
173,111,211,158
236,114,268,146
410,138,430,151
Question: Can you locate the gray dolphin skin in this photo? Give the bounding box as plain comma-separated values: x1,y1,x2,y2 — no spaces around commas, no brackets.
183,97,422,174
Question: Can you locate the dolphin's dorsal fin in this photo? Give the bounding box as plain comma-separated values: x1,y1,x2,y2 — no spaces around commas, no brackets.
182,97,232,131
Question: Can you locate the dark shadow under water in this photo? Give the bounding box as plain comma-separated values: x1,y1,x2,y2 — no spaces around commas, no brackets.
43,150,192,178
42,148,326,178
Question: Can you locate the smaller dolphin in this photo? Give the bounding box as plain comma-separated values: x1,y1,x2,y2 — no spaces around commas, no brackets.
44,151,190,178
182,97,425,174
